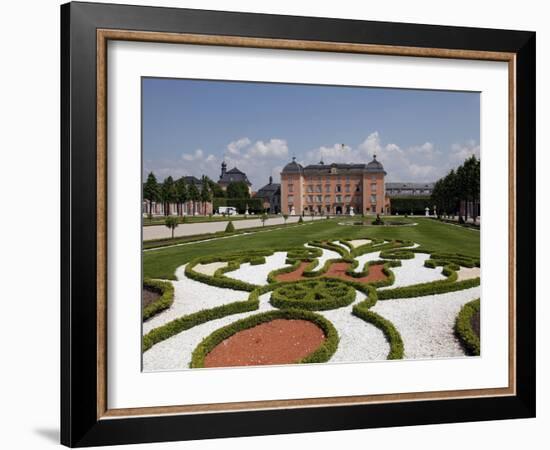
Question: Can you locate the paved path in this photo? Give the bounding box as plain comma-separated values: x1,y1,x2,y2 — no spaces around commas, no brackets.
143,215,325,240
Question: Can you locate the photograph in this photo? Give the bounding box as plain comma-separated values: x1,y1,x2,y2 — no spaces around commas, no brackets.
141,78,481,371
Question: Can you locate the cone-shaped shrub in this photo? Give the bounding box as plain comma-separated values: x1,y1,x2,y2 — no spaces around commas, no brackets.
225,220,235,232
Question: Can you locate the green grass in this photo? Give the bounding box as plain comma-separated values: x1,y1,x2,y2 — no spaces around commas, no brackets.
143,217,480,280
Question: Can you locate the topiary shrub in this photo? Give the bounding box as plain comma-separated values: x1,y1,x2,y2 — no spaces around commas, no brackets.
372,214,384,225
225,220,235,232
298,216,304,223
270,279,355,311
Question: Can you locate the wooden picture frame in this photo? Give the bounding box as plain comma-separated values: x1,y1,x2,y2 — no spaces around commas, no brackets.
61,1,535,447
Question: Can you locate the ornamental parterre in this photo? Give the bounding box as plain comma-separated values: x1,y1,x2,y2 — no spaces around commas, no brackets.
141,236,481,371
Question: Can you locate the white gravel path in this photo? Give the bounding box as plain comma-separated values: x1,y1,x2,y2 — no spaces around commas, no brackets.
348,239,372,248
457,267,481,281
194,262,227,276
142,265,249,335
371,286,480,359
353,251,382,272
378,252,447,289
143,292,276,371
305,244,341,270
223,252,290,285
333,241,351,252
321,291,389,362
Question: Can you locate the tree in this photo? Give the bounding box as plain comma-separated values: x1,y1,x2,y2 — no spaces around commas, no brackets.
175,177,188,216
225,220,235,232
282,214,288,225
204,176,225,198
260,213,268,227
430,156,480,221
161,176,177,216
187,182,200,216
164,216,179,239
143,172,160,215
226,181,250,199
200,177,212,215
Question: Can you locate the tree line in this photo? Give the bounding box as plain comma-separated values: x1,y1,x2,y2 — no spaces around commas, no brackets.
143,172,252,216
430,155,480,221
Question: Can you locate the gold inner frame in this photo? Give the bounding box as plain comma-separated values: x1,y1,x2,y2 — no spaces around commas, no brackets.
96,29,517,420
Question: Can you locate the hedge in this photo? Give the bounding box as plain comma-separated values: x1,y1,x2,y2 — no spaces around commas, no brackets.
454,298,480,356
389,196,432,215
213,197,263,214
142,278,174,321
377,276,480,300
142,295,260,352
270,279,356,311
185,250,276,292
352,307,404,359
190,309,339,368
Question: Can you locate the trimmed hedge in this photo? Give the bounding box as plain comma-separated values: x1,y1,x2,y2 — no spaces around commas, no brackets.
142,278,174,321
270,279,356,311
454,298,480,356
390,196,432,215
352,307,404,359
185,250,276,292
377,276,480,300
142,296,259,352
190,309,339,368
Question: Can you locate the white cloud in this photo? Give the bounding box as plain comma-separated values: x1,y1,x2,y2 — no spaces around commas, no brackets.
450,140,480,163
246,139,288,158
181,148,204,161
146,133,480,188
226,137,251,156
305,132,469,182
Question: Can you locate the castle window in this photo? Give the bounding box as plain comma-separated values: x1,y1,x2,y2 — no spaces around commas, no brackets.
336,185,342,193
325,184,330,192
306,185,313,193
288,184,293,192
287,196,294,203
315,185,322,192
345,195,351,202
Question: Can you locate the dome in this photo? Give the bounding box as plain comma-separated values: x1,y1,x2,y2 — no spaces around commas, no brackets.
282,157,304,173
365,155,386,173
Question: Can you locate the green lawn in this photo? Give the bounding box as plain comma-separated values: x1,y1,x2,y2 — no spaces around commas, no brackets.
143,217,479,280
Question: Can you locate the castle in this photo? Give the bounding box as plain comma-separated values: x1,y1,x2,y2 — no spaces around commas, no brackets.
280,155,391,216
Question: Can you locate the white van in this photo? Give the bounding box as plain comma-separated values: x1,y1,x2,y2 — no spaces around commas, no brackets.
217,206,238,216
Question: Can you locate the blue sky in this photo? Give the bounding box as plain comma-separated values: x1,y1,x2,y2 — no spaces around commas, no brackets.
143,77,480,189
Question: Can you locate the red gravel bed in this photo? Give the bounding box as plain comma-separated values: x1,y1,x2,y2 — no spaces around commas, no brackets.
142,287,161,308
325,262,386,283
275,261,387,283
275,261,310,282
204,319,326,368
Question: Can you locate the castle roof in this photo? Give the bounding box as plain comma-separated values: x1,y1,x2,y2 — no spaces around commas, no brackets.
218,166,251,185
282,156,386,175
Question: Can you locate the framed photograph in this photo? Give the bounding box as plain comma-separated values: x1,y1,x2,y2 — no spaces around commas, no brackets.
61,2,536,447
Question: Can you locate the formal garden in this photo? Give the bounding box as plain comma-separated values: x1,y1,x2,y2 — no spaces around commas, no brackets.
142,218,481,371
